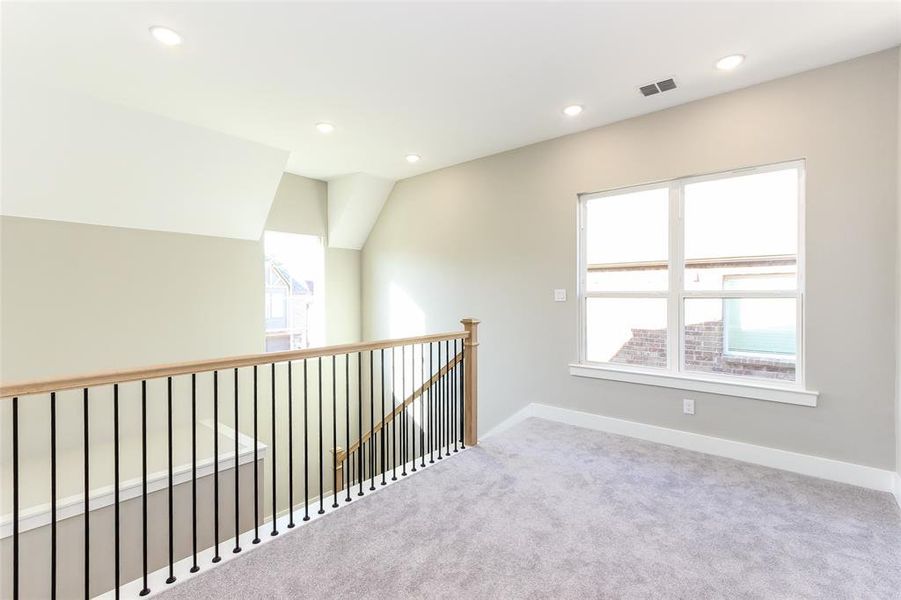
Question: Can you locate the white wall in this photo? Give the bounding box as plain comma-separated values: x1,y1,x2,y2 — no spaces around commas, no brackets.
1,81,287,241
266,173,329,238
363,49,900,470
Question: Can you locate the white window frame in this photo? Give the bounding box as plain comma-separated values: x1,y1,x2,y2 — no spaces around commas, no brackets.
571,159,818,407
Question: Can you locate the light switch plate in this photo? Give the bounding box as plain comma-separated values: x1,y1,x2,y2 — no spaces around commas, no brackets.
554,289,567,302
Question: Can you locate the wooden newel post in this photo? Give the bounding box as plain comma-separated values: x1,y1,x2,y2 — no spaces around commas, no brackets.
461,318,480,447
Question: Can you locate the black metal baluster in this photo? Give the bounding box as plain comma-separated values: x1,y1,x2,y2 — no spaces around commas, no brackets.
437,342,443,460
114,385,121,596
212,372,221,564
460,341,466,449
303,360,310,519
332,355,339,507
438,343,442,457
435,341,440,460
11,396,18,600
436,342,441,462
438,340,449,455
345,354,351,502
83,388,90,599
233,368,242,554
252,366,260,543
410,345,416,474
318,357,325,513
288,362,295,527
191,375,199,573
51,392,57,600
391,348,397,481
380,349,387,485
420,344,426,468
454,339,459,452
440,343,445,457
358,352,364,494
401,346,407,476
271,363,279,535
140,381,151,595
444,341,450,457
429,343,435,464
445,339,451,457
369,350,376,490
166,378,176,584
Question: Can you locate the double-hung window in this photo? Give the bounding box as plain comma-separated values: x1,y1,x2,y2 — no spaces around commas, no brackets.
577,160,806,396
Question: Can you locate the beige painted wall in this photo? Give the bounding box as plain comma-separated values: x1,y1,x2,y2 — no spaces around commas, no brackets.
363,49,900,470
326,248,362,345
0,216,269,596
0,216,265,381
0,172,365,596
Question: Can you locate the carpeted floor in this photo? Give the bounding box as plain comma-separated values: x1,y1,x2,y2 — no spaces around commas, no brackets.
160,418,901,599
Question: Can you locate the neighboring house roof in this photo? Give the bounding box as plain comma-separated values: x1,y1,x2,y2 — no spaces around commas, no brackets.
266,260,314,295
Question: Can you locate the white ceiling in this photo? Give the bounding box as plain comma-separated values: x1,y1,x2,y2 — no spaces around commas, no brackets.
3,1,900,183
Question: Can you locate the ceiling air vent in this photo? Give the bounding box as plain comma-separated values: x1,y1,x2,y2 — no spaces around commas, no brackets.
639,78,677,97
657,78,677,92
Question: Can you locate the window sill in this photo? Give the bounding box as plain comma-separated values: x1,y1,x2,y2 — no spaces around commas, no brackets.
568,363,818,407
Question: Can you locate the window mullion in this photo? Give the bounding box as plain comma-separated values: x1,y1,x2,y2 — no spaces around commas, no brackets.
667,183,683,374
584,291,669,299
682,290,799,299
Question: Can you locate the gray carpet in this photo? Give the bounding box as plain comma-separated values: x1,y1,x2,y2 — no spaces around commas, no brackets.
160,418,901,599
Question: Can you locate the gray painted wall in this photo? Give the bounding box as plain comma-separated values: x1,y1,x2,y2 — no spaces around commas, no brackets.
362,49,900,470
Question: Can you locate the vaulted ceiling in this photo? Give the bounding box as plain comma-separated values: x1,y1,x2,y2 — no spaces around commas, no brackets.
2,2,899,239
6,1,900,181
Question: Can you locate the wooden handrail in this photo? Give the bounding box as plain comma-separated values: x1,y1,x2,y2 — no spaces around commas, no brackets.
0,330,469,398
336,351,463,463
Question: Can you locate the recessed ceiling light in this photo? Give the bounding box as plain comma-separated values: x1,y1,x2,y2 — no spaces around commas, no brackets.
316,122,335,134
562,104,584,117
715,54,745,71
149,26,182,46
405,154,421,164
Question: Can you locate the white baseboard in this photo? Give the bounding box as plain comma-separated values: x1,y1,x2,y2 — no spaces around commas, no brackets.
482,404,537,439
486,403,897,494
893,472,901,509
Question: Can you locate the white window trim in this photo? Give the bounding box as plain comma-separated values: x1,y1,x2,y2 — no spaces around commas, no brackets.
574,159,817,407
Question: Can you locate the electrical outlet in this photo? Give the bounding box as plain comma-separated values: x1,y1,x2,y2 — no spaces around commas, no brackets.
554,289,567,302
683,399,695,415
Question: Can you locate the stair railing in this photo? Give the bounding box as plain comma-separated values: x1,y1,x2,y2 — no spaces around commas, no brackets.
0,317,479,599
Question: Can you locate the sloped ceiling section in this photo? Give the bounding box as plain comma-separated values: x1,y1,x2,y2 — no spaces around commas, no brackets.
327,173,395,250
1,80,288,240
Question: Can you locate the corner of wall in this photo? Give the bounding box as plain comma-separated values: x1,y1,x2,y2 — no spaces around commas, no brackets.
896,45,901,488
